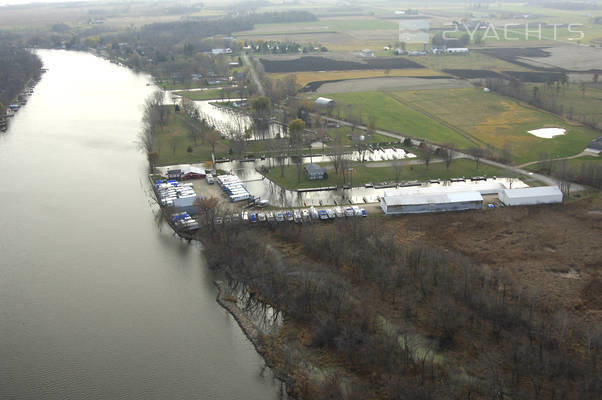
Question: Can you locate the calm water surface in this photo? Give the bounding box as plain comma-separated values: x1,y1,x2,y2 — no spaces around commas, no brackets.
0,50,279,400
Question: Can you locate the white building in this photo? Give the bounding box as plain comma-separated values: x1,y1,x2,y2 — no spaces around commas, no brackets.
381,191,483,214
315,97,336,107
499,186,563,206
446,48,469,54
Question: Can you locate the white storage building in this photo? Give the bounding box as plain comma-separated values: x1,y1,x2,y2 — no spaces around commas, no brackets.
380,191,483,214
499,186,562,206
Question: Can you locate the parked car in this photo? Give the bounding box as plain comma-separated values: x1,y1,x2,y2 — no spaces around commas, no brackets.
241,211,249,223
258,212,266,222
224,215,231,224
335,207,344,218
327,209,336,219
293,209,302,223
352,206,362,217
215,216,223,224
232,214,241,223
319,210,329,220
285,211,294,222
266,211,275,222
206,175,214,184
276,212,285,222
250,213,257,223
361,208,367,217
310,207,319,220
344,207,355,217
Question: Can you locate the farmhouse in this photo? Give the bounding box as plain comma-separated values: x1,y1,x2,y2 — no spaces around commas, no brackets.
315,97,336,107
446,48,469,54
380,191,483,214
304,163,327,180
499,186,563,206
585,137,602,154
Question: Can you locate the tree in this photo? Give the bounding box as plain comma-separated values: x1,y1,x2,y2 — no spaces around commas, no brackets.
393,159,403,181
422,145,433,170
288,118,305,147
469,147,484,169
442,144,456,171
205,130,221,159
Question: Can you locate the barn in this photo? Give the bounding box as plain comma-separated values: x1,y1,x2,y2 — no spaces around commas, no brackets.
182,167,206,180
380,191,483,214
499,186,562,206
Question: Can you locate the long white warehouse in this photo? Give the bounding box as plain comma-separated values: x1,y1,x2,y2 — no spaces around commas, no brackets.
381,191,483,214
499,186,563,206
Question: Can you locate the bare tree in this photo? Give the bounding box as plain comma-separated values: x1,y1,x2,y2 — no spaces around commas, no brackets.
469,147,484,170
422,145,433,170
393,159,404,181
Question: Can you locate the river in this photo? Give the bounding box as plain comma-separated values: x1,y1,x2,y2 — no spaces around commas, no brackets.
0,50,279,400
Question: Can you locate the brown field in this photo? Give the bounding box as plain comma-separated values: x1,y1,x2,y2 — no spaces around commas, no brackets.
269,68,443,87
388,196,602,324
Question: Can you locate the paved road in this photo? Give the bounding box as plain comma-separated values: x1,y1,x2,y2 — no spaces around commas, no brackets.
316,114,585,191
242,53,265,96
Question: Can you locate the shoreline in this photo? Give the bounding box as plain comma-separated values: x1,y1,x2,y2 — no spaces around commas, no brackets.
213,280,293,397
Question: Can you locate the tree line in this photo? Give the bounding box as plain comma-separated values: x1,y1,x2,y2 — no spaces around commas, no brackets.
196,218,601,399
0,43,42,107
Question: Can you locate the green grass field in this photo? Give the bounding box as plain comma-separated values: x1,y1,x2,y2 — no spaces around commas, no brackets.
325,91,478,149
265,159,508,189
392,88,600,164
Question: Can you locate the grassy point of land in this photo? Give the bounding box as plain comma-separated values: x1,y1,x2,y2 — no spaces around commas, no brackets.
172,88,236,101
265,159,510,190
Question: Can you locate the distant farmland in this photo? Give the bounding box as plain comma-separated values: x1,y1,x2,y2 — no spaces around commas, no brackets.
260,56,424,73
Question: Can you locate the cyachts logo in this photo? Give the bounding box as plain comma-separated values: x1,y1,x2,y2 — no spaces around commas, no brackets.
399,20,430,44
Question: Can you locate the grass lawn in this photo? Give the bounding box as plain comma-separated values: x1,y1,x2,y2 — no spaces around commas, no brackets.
172,88,235,101
391,88,601,164
155,112,232,166
269,68,445,87
526,155,602,172
265,159,509,189
324,91,478,149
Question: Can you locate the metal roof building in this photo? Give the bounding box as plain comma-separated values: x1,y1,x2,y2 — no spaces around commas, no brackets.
304,163,327,180
315,97,336,107
499,186,562,206
381,191,483,214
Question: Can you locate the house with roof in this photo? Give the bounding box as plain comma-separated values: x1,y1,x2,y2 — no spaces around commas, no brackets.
304,163,327,180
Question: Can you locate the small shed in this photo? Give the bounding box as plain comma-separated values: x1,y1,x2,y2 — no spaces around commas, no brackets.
167,169,183,180
585,137,602,154
315,97,336,107
499,186,562,206
304,163,327,180
381,191,483,214
182,167,206,180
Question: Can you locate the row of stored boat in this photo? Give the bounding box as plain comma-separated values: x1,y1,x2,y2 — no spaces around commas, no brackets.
215,206,367,224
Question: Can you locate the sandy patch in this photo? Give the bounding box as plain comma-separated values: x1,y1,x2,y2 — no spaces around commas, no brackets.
528,127,566,139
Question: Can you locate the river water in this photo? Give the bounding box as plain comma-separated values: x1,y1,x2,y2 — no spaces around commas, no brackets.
0,50,279,400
